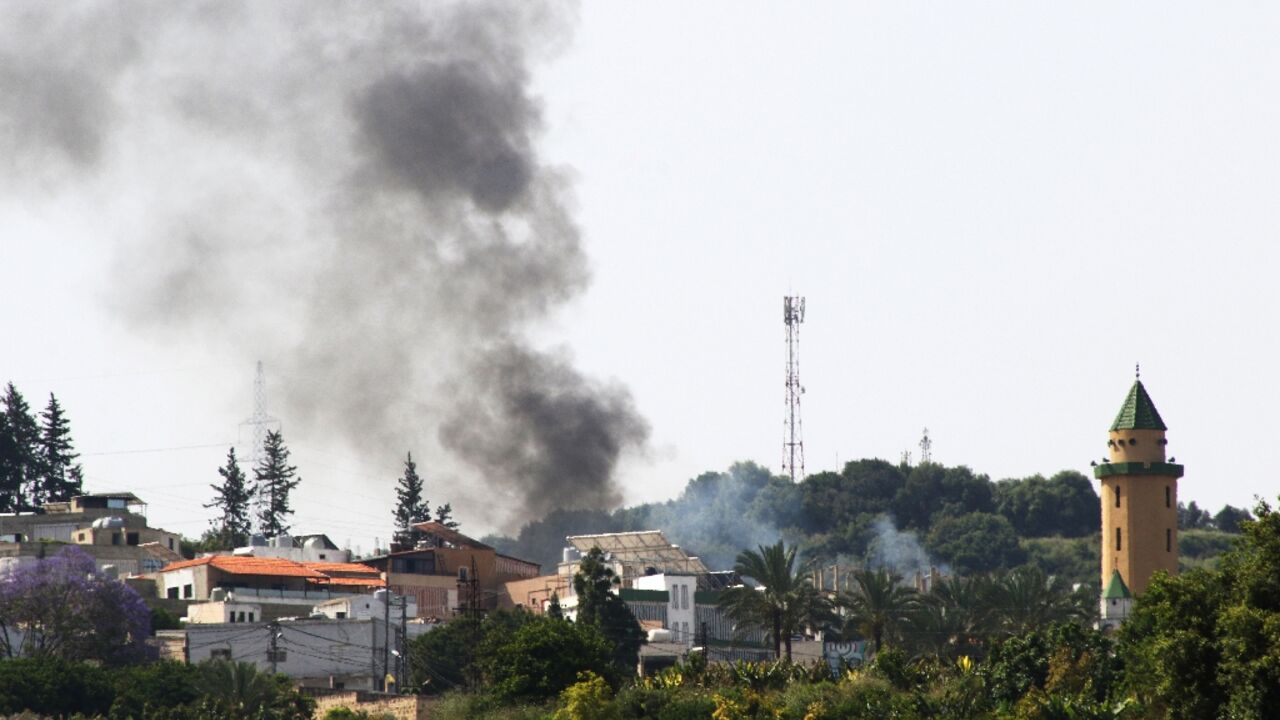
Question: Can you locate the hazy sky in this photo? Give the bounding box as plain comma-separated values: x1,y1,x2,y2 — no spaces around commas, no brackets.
3,2,1278,552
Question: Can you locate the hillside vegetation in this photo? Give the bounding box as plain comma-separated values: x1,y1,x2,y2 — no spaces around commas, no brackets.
486,460,1246,590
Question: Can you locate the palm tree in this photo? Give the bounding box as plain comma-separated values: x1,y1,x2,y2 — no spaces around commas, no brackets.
719,541,831,660
838,567,920,653
911,575,992,659
197,659,279,714
989,566,1088,636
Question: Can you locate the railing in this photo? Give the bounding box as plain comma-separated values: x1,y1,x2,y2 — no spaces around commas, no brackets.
224,587,367,602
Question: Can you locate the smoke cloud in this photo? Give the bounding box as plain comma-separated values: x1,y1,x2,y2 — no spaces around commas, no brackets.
0,1,648,530
865,516,943,576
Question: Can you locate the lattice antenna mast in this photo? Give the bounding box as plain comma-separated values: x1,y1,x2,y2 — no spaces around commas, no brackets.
239,361,281,530
918,427,932,464
782,296,806,483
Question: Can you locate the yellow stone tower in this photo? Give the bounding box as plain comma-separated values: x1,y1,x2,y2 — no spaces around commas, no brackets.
1094,371,1182,606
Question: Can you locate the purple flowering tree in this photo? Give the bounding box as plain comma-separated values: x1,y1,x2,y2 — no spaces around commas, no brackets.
0,545,152,665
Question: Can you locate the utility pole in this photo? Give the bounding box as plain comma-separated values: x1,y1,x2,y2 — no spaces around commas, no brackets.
782,296,806,483
399,594,408,692
268,620,281,674
383,590,392,692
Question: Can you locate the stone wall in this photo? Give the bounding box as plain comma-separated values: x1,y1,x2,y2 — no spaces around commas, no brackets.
306,689,434,720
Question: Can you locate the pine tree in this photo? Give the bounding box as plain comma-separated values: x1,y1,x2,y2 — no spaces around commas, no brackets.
434,502,459,530
1,383,41,511
206,447,253,548
392,452,429,545
37,394,82,504
254,430,301,538
0,409,20,513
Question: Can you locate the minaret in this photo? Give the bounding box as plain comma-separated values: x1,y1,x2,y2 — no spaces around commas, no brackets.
1094,367,1183,627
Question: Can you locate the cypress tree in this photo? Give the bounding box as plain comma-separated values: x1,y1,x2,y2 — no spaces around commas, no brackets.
37,394,83,503
1,383,41,511
206,447,253,548
254,430,301,538
0,409,20,513
392,452,429,545
434,502,459,530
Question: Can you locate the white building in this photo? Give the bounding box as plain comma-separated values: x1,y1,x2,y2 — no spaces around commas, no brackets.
165,617,435,691
233,534,350,564
186,600,264,625
312,592,417,621
633,573,698,644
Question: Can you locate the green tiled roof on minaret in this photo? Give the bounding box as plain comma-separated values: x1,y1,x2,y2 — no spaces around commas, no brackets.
1111,380,1167,431
1103,569,1132,599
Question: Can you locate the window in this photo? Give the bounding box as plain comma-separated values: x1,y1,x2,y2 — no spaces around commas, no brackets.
458,567,468,582
167,587,179,600
1114,485,1120,508
670,585,679,608
183,584,193,599
1167,528,1172,552
168,538,175,550
107,498,126,509
1165,486,1171,508
112,533,121,546
210,649,231,660
336,611,347,619
681,584,689,610
238,612,247,622
319,553,327,560
127,532,139,546
1116,528,1122,551
247,612,255,622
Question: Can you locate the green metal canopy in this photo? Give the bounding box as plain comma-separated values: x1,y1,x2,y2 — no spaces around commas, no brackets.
1103,569,1132,600
1111,380,1167,431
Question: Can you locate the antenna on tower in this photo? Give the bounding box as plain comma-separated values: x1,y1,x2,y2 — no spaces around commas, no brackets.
239,361,281,526
782,296,806,483
918,427,932,464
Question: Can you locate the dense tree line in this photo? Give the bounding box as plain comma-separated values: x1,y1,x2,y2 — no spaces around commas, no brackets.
487,459,1248,591
0,382,83,512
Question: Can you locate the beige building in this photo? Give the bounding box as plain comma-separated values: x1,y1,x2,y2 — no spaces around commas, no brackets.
362,522,540,619
0,492,180,553
1093,375,1183,608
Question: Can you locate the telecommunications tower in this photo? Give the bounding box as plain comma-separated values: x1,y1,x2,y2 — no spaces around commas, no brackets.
782,296,806,483
239,361,281,487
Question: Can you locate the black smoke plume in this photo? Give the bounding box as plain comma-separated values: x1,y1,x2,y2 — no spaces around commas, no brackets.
0,1,648,530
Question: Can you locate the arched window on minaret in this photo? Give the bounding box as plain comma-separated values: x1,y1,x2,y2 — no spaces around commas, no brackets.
1115,485,1121,508
1116,527,1122,551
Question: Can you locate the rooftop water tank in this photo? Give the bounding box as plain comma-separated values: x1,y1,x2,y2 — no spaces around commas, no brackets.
91,516,126,529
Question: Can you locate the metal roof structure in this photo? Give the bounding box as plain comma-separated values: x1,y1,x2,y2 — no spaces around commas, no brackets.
566,530,710,576
410,521,494,550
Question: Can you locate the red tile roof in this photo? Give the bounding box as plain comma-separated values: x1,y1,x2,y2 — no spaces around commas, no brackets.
307,576,386,587
301,561,381,576
159,555,326,578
